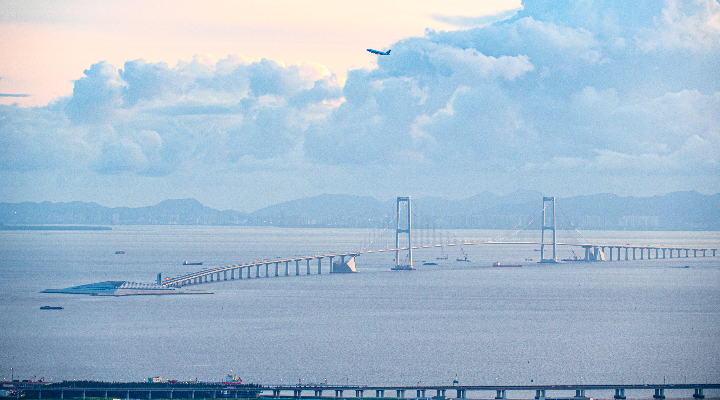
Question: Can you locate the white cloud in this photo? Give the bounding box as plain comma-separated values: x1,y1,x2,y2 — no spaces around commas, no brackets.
1,0,719,208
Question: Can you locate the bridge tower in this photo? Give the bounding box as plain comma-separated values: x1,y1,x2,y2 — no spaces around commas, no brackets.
393,197,414,270
540,196,558,263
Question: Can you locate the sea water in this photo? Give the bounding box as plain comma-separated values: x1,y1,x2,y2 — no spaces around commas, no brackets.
0,226,718,398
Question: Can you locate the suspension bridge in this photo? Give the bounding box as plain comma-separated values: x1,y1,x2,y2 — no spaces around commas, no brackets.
160,197,717,288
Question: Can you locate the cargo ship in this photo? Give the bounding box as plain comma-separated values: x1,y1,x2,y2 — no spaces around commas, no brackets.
492,262,522,267
40,306,64,310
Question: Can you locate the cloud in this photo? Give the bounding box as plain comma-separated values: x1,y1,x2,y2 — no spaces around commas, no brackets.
432,7,523,28
1,0,719,208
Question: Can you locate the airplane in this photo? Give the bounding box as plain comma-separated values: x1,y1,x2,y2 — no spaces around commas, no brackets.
367,48,391,55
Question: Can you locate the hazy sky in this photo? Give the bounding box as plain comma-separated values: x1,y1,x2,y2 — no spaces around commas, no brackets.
1,0,719,212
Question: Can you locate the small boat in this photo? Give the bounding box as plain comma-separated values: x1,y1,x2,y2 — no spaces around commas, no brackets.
183,261,203,265
40,306,64,310
115,251,125,254
423,262,438,265
492,261,522,267
391,265,415,270
456,256,470,262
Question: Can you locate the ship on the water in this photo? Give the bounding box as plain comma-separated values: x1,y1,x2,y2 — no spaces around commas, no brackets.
183,261,203,265
40,306,64,310
493,261,522,267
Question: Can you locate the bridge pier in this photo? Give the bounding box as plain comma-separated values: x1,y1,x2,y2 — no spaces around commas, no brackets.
223,271,227,280
397,389,406,398
356,389,364,398
654,388,665,399
495,390,506,399
296,260,300,275
655,248,659,259
376,389,384,397
685,249,689,257
335,390,344,398
625,247,629,260
285,261,290,276
318,257,323,274
614,388,626,399
575,390,585,398
315,389,323,397
694,388,705,399
535,389,546,400
275,262,279,277
632,247,637,260
294,389,302,397
328,256,334,273
663,248,666,258
456,389,465,399
272,390,280,397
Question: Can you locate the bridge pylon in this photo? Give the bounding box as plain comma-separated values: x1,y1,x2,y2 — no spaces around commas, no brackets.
540,196,559,263
393,196,414,270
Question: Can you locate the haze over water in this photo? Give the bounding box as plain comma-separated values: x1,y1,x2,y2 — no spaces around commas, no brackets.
1,226,719,398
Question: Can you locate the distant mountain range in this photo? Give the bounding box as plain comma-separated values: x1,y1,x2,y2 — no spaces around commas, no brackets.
1,191,718,231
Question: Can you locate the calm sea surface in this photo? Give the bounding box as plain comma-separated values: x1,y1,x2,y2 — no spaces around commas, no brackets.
1,226,718,398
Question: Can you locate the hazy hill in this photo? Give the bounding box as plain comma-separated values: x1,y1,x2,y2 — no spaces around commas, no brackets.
1,191,718,230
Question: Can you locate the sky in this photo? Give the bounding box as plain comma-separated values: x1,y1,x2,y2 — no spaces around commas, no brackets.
1,0,719,212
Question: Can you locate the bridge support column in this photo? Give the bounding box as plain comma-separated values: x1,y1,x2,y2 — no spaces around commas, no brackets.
694,249,697,257
714,249,716,256
376,389,384,397
224,271,227,280
275,262,279,277
296,260,300,275
315,390,323,397
670,249,674,258
335,390,344,398
641,248,645,259
191,391,194,399
654,389,665,399
294,389,301,397
230,269,234,279
272,390,280,397
285,261,289,276
264,263,268,277
702,249,706,257
655,248,659,259
307,259,311,274
127,391,131,400
632,248,636,260
356,390,364,398
329,256,334,273
614,388,626,399
456,389,465,399
625,247,629,260
495,390,506,399
663,248,666,258
318,257,323,274
535,390,546,400
575,390,585,398
83,390,86,399
693,388,705,399
397,389,405,398
60,390,63,400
